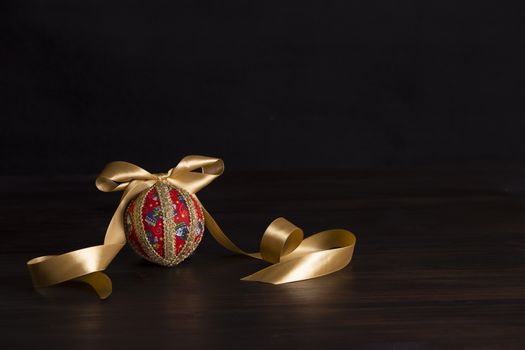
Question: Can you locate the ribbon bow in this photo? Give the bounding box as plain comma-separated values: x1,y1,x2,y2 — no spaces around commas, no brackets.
27,155,356,299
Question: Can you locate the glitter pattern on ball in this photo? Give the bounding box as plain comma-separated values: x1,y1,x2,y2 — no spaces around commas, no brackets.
124,182,204,266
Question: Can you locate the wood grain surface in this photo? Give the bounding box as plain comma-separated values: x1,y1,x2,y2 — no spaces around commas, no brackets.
1,165,524,349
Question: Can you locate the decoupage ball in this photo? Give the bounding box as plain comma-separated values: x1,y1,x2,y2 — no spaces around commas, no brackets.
124,181,205,266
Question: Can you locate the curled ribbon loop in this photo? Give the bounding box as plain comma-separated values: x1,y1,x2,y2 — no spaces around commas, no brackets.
27,155,356,298
202,209,356,284
260,217,303,264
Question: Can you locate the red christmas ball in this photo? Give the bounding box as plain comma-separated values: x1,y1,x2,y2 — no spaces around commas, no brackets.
124,181,205,266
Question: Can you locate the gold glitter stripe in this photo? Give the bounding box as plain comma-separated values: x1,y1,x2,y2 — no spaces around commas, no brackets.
135,187,165,265
178,187,200,262
186,195,204,259
125,202,144,259
157,182,176,262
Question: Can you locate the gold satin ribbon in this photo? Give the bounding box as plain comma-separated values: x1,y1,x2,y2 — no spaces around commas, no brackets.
27,155,356,298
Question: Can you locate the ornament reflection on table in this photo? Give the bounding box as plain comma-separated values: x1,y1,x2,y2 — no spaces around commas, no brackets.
26,155,357,299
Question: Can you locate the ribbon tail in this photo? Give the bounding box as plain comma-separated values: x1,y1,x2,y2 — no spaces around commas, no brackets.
202,207,357,284
241,245,355,284
26,243,124,298
26,180,153,299
74,271,113,299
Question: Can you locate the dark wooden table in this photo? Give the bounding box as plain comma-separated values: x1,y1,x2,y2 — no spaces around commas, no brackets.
1,165,525,349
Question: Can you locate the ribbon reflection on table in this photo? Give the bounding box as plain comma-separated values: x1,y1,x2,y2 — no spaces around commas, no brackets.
26,155,357,299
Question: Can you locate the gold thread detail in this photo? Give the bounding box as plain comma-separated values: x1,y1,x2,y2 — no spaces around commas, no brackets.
178,187,199,262
135,186,165,265
185,195,204,259
124,201,144,259
157,182,176,262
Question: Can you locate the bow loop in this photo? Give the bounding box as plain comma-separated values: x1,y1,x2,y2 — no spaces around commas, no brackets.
168,155,224,194
95,161,155,192
95,156,224,195
174,155,225,175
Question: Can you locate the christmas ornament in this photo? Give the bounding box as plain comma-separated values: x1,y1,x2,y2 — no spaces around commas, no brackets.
27,155,357,299
124,182,204,266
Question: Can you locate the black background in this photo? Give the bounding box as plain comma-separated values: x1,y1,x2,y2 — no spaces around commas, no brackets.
3,1,525,174
3,3,525,348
